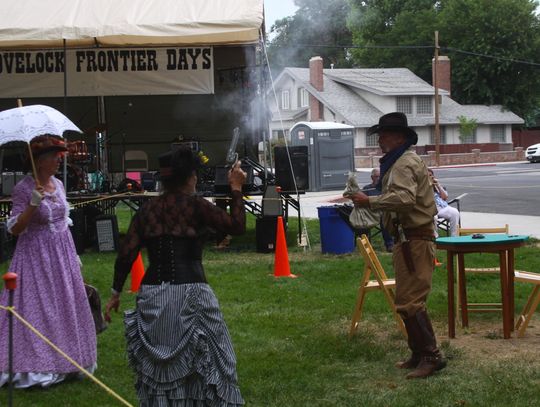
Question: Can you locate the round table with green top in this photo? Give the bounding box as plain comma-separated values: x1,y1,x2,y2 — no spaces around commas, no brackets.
436,234,529,339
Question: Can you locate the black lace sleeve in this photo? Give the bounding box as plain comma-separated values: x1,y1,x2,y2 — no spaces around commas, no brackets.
112,209,143,293
197,190,246,235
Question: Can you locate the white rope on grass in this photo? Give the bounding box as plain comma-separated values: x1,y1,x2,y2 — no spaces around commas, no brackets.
0,305,134,407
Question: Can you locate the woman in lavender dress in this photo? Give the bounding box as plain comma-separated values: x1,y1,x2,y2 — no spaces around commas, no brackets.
0,135,97,388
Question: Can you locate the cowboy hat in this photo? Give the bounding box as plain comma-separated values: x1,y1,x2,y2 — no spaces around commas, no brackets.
367,112,418,145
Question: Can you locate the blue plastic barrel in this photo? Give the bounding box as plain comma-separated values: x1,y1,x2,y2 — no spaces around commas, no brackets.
317,206,354,254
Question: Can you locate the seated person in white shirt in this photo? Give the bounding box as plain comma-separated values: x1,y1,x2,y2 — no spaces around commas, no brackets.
428,168,460,237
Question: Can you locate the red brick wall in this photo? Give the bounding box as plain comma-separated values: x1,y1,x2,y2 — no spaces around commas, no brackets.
354,148,525,168
420,143,507,154
356,143,509,157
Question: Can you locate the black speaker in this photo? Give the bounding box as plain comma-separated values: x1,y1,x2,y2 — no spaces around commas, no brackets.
83,205,104,247
274,146,309,192
256,216,278,253
255,216,287,253
95,215,120,252
0,222,16,263
69,208,86,255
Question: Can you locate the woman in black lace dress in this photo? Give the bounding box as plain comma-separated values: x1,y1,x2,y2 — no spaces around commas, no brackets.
105,146,246,406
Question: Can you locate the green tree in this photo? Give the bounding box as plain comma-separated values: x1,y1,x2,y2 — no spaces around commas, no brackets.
438,0,540,119
266,0,353,74
457,115,479,142
347,0,439,80
347,0,540,119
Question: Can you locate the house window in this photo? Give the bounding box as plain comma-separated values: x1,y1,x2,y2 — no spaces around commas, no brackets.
281,90,290,110
396,96,412,114
298,88,309,107
430,126,447,144
366,130,379,147
461,129,477,144
490,125,505,143
417,96,432,115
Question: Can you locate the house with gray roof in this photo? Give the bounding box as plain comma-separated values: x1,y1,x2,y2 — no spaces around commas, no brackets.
268,56,524,153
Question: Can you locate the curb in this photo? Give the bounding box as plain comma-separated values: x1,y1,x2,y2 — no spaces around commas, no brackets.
356,160,528,171
432,163,497,169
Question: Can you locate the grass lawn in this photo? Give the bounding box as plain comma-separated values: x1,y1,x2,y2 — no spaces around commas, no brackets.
1,205,539,406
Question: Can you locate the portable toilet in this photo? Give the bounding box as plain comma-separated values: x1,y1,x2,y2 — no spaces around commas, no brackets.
290,122,355,191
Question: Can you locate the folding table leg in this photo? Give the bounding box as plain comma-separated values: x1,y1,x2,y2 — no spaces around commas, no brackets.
458,253,468,328
499,250,511,339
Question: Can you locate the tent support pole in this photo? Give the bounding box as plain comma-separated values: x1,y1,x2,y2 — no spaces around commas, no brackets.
63,39,68,188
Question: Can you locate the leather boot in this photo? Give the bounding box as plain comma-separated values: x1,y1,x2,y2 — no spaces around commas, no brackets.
405,310,447,379
395,315,420,369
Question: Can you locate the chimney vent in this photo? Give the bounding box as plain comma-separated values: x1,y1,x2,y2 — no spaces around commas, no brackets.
309,56,324,92
432,56,451,96
309,56,324,121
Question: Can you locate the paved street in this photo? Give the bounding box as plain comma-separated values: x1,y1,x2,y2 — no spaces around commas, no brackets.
250,161,540,239
416,161,540,216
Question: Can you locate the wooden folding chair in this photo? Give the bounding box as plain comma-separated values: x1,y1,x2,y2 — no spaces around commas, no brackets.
455,225,509,321
349,235,406,338
515,271,540,338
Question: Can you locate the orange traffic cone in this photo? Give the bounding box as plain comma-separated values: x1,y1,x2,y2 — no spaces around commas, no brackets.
274,216,297,278
130,252,145,292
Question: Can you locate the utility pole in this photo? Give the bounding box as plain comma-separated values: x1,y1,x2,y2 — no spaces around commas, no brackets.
434,31,441,167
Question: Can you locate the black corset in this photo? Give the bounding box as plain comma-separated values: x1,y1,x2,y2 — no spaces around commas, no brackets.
142,236,207,285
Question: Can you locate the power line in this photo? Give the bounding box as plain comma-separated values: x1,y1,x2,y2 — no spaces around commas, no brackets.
296,43,433,50
442,47,540,67
288,43,540,67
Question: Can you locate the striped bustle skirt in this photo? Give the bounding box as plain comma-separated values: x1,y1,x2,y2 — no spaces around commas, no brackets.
124,283,244,406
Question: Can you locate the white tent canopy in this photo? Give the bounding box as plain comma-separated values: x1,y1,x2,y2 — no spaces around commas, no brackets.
0,0,264,48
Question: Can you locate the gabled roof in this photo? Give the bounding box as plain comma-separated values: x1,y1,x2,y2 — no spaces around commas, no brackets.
324,68,448,96
271,67,524,127
274,107,308,121
438,96,524,125
276,67,382,127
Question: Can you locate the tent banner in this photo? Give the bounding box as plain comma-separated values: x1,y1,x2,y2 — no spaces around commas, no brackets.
0,47,214,97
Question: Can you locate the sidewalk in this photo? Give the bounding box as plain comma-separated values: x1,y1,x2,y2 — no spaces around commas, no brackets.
274,190,540,239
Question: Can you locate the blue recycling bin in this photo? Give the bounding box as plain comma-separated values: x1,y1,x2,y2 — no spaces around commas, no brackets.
317,206,354,254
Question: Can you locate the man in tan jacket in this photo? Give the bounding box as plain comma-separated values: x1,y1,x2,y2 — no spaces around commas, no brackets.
350,112,446,379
